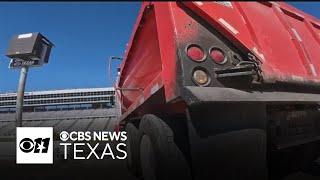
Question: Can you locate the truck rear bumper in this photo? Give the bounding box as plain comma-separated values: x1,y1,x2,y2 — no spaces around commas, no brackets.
183,86,320,105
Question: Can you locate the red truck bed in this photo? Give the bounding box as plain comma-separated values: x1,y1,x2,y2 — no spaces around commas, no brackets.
117,2,320,117
184,2,320,84
117,3,320,179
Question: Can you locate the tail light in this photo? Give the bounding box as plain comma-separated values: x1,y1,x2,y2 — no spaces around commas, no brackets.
186,44,205,62
178,13,255,88
209,48,227,64
192,69,210,86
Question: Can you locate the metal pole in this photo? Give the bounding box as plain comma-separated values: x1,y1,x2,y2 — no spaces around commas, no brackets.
15,66,29,127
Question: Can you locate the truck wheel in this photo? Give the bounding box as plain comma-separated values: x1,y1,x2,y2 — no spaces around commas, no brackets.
139,114,192,180
125,122,142,177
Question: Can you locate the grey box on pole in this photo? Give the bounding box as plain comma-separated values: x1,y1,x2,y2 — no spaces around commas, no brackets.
6,32,54,63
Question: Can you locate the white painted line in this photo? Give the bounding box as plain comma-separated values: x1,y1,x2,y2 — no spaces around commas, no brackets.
139,96,144,105
292,75,304,81
194,1,203,6
291,28,302,42
214,1,233,8
252,47,265,62
150,84,159,95
309,64,318,76
218,18,239,35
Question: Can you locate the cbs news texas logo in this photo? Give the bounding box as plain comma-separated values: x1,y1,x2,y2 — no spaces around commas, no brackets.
16,127,53,164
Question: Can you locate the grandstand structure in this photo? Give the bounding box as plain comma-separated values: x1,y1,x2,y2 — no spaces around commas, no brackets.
0,88,118,137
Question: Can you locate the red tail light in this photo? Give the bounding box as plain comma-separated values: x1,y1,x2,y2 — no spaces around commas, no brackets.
186,45,205,62
210,48,227,64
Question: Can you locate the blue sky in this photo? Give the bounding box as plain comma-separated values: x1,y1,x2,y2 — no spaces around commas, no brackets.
0,2,319,93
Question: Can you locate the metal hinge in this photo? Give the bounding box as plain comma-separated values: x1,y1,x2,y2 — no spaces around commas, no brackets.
214,53,262,81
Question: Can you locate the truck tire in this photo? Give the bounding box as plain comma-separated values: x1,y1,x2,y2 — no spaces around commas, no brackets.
139,114,192,180
125,122,142,177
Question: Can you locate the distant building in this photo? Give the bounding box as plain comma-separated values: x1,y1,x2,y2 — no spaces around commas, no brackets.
0,88,118,137
0,87,115,113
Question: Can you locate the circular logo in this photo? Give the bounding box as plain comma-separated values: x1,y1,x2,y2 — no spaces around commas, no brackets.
60,131,69,141
19,138,35,153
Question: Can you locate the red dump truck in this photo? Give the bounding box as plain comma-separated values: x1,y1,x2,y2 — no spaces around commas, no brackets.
114,2,320,180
